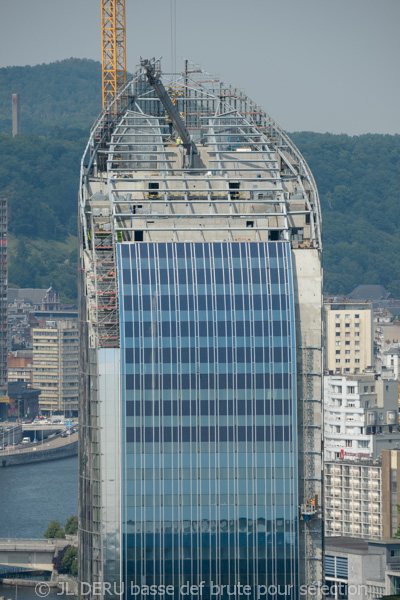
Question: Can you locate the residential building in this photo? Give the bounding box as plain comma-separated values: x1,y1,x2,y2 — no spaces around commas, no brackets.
78,60,323,598
324,373,398,461
382,449,400,540
325,460,382,540
8,286,59,312
382,343,400,381
375,328,400,373
8,350,33,385
324,302,373,374
32,320,78,415
325,449,400,545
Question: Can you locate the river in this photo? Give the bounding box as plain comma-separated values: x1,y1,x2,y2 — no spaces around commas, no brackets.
0,456,78,600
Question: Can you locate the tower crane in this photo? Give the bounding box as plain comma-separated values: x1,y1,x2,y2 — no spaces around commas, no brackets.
101,0,126,109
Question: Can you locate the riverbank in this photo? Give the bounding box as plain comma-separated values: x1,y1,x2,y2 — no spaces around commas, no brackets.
0,577,78,598
0,435,78,468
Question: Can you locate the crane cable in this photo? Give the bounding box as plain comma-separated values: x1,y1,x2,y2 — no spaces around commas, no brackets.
170,0,177,81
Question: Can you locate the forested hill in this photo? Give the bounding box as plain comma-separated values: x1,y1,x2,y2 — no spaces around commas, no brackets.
290,132,400,297
0,60,399,301
0,58,102,136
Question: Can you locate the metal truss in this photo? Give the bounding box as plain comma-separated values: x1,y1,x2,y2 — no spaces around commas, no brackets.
101,0,126,109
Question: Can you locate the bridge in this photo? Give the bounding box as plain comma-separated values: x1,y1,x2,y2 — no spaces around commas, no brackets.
0,537,77,573
22,423,67,432
0,432,78,467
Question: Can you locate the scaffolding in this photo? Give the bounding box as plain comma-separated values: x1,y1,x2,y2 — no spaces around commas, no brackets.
82,59,321,248
79,58,322,351
89,224,119,348
299,342,323,589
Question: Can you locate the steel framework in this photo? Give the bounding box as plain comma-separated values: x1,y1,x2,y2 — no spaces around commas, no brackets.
101,0,126,109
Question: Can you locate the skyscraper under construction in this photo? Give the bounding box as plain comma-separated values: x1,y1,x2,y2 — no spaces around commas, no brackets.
78,59,323,599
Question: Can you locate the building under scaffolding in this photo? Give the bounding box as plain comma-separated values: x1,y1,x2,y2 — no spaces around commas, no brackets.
78,59,323,599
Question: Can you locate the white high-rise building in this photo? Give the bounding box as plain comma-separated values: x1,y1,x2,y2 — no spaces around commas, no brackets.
324,373,398,461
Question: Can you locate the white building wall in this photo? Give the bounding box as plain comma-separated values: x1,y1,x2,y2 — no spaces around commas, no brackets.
324,374,399,461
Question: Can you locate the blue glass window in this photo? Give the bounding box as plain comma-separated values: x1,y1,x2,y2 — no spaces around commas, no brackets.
118,241,298,599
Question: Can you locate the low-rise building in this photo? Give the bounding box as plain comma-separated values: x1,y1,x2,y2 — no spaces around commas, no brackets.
382,343,400,381
8,350,33,385
7,381,40,420
325,536,400,600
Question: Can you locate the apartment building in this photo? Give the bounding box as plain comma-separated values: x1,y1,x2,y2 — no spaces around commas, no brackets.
325,302,373,374
325,449,400,543
32,320,78,415
382,343,400,380
8,351,33,385
325,460,382,539
324,373,398,461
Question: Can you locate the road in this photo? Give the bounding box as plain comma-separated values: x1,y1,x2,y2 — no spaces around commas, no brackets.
0,431,78,456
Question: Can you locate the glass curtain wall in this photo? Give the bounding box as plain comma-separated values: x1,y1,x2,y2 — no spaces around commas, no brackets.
118,241,298,600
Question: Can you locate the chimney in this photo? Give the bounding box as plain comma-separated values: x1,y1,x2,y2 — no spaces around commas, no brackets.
12,94,20,137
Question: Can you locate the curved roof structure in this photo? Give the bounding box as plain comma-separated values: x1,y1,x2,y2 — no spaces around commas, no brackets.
80,59,321,252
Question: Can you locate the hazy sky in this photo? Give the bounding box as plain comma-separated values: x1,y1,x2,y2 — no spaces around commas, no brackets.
1,0,399,135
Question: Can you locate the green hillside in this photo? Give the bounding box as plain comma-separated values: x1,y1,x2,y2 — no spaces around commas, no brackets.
0,60,399,300
290,132,400,297
0,58,102,136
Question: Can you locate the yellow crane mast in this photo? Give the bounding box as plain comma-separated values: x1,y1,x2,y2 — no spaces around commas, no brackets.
101,0,126,109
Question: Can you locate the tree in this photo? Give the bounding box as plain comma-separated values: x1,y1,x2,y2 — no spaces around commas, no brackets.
64,515,78,535
53,545,70,573
61,546,78,576
44,520,65,539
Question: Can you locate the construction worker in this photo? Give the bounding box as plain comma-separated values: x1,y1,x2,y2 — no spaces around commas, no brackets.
176,136,182,146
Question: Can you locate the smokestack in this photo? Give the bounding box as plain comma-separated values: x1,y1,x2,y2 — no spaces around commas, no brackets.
12,94,20,137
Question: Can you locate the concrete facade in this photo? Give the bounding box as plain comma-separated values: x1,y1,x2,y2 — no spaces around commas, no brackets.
0,537,75,573
325,450,400,544
325,460,382,540
8,352,33,385
382,449,400,539
325,537,400,600
324,373,399,460
32,320,78,415
324,302,373,375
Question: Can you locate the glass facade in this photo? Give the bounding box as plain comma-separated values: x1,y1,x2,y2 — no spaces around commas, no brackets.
118,241,298,599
